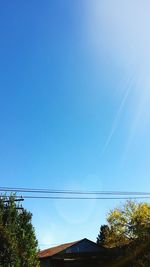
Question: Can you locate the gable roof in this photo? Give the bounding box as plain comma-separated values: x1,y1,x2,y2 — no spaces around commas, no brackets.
38,240,81,258
38,238,98,259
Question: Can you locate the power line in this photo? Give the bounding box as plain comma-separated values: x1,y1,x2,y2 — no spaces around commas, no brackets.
1,195,150,200
20,196,150,200
0,186,150,196
1,186,150,200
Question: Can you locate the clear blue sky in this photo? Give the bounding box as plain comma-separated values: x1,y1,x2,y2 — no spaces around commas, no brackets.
0,0,150,248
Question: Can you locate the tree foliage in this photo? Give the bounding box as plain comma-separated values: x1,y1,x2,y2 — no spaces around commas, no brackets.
97,201,150,266
97,201,150,248
97,225,110,247
0,195,39,267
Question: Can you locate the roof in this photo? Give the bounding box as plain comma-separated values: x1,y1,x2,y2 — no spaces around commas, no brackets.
38,239,81,258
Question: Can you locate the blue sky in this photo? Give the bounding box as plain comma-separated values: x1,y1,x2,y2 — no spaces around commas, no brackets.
0,0,150,248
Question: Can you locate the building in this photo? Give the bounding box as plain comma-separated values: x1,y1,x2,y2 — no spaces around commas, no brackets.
38,238,105,267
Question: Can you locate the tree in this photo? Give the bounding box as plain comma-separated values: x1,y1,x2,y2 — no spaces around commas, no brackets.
97,200,150,266
97,225,110,247
0,195,39,267
97,201,150,248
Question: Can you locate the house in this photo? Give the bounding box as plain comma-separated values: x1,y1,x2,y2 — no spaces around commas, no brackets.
38,238,105,267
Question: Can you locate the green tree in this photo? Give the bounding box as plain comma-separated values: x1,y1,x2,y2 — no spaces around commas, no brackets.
0,195,39,267
97,225,110,247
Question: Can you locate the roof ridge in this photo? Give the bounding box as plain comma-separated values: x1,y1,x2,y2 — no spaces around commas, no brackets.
40,239,81,252
38,239,85,258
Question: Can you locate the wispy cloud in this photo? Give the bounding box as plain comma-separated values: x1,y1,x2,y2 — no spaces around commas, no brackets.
84,0,150,152
102,72,136,153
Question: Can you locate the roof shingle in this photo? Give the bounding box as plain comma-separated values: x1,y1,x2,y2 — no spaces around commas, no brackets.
38,240,81,258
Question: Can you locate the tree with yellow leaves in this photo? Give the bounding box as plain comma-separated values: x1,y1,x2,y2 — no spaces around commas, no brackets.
97,201,150,266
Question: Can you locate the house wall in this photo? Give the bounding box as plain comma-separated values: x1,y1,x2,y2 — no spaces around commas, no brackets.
40,258,100,267
40,258,64,267
40,258,51,267
64,239,100,254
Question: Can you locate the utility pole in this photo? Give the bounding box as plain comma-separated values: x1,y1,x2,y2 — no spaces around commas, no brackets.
1,196,24,210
